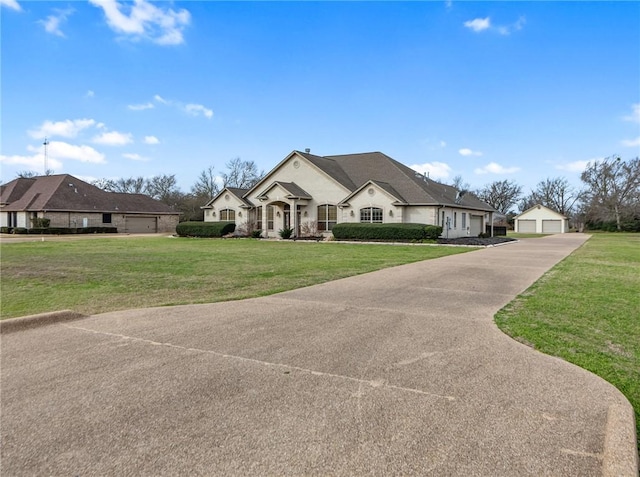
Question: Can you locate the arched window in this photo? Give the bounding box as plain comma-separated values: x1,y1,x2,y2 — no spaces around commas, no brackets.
317,204,337,231
360,207,383,223
220,209,235,221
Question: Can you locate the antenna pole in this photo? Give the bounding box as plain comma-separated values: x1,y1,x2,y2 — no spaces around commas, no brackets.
43,137,49,174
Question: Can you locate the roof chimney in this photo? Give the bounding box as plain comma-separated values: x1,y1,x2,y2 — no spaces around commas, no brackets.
305,148,310,153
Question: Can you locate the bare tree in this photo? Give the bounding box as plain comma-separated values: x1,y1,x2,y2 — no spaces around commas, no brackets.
222,158,264,189
475,180,523,215
520,177,581,216
145,174,180,205
191,165,220,200
91,178,117,191
16,170,38,178
109,177,146,194
581,156,640,230
450,175,471,192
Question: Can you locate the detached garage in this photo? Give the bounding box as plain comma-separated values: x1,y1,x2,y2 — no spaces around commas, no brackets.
514,204,569,234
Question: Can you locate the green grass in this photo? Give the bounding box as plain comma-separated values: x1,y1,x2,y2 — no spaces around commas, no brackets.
495,233,640,446
0,237,473,319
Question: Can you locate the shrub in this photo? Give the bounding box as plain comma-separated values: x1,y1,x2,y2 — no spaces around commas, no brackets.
1,227,12,234
13,227,28,234
176,221,235,238
278,227,294,239
30,217,50,228
332,223,442,241
423,225,443,240
250,229,262,238
26,227,118,235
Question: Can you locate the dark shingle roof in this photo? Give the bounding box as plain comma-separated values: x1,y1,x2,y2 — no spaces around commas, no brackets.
298,151,495,211
0,174,177,214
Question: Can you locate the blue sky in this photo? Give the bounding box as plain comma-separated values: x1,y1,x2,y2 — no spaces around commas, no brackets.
2,1,639,195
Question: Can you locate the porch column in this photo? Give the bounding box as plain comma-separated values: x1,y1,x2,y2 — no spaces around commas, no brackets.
291,199,298,237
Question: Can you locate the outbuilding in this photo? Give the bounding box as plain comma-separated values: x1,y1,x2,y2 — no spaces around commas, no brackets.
514,204,569,234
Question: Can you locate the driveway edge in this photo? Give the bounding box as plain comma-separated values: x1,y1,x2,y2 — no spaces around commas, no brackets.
0,310,87,334
602,402,639,476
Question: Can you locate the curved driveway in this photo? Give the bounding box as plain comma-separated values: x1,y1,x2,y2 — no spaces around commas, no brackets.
1,234,637,476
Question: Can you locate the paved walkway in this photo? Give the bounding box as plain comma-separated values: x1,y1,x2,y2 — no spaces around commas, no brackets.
1,234,637,476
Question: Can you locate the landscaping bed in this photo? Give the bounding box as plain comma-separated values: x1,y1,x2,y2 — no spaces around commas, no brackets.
437,237,517,246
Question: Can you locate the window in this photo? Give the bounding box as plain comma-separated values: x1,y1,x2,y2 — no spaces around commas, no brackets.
255,206,263,231
360,207,383,223
220,209,235,221
317,204,337,231
441,210,445,227
102,213,112,224
462,212,466,229
267,206,274,231
454,212,457,229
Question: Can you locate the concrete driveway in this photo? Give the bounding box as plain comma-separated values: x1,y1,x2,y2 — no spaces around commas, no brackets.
1,234,637,476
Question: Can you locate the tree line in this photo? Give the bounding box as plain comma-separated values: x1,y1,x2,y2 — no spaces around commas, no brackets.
91,158,264,221
16,155,639,230
463,156,639,231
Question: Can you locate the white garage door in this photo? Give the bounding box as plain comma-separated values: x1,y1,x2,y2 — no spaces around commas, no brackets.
517,219,536,233
470,215,483,236
125,216,157,233
542,220,562,234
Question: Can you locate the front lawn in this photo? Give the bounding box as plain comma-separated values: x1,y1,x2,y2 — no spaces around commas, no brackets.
0,237,473,319
495,233,640,446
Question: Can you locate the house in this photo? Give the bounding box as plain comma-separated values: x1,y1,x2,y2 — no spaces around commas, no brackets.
203,150,496,238
0,174,180,233
514,204,569,234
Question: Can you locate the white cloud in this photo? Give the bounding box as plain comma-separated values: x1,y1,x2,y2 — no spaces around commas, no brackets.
89,0,191,45
185,103,213,119
621,136,640,147
128,102,154,111
144,135,159,144
123,153,149,161
458,148,483,157
92,131,133,146
0,0,21,11
409,161,452,181
39,7,74,37
27,141,106,164
29,118,96,139
464,17,490,32
85,90,95,98
623,103,640,123
465,15,525,35
0,153,63,171
555,160,590,173
150,94,213,119
474,162,520,175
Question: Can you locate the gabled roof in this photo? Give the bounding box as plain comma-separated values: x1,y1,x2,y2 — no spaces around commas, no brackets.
203,187,252,208
514,204,567,220
242,150,495,212
0,174,177,214
200,187,253,209
310,151,495,211
257,181,312,201
339,180,407,206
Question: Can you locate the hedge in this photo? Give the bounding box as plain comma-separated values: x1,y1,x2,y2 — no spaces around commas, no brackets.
176,221,236,238
5,227,118,235
331,223,443,241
